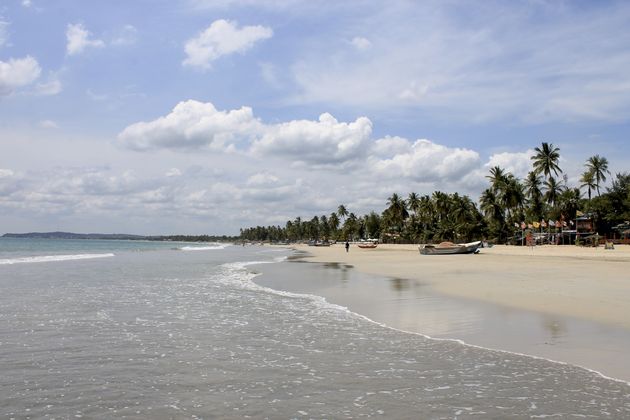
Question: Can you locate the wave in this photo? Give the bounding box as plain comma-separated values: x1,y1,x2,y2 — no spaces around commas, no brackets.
179,244,228,251
0,253,115,265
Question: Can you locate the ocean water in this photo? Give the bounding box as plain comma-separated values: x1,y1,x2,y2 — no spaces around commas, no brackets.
1,238,629,418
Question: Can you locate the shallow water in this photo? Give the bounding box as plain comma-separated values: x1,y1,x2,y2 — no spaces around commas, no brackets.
1,239,629,418
255,257,630,383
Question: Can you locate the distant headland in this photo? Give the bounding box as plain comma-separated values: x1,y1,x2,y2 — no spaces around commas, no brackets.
1,232,238,242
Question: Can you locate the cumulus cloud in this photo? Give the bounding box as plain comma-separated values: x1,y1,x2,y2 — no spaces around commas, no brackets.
373,139,481,183
118,100,372,167
0,56,41,95
251,113,373,166
371,136,412,158
118,100,262,151
484,150,534,179
183,19,273,70
66,23,105,55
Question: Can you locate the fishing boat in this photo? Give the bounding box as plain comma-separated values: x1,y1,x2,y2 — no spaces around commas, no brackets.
308,240,331,247
418,241,481,255
357,242,377,249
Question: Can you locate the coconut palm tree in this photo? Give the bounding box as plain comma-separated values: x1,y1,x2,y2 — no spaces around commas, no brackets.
480,188,505,241
585,155,610,196
543,177,564,208
328,212,340,237
501,175,526,221
532,142,562,179
486,166,508,192
337,204,349,221
406,192,421,216
385,193,409,234
579,170,597,201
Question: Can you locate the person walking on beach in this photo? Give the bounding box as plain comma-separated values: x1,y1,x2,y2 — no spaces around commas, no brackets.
345,241,349,252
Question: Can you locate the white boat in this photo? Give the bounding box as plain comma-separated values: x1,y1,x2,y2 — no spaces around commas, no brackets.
418,241,481,255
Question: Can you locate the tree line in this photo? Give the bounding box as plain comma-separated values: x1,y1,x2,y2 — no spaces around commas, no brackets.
240,142,630,244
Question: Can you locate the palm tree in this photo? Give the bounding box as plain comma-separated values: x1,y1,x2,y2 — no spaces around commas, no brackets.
406,192,421,215
480,188,505,241
531,142,562,179
328,212,340,237
385,193,409,234
543,177,564,207
501,175,526,221
585,155,610,196
579,170,596,201
524,171,543,201
486,166,508,192
337,204,349,222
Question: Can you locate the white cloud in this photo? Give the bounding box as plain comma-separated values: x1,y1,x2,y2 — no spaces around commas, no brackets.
371,136,412,158
0,56,41,95
0,168,14,178
22,0,32,7
183,19,273,70
66,23,105,56
251,113,373,165
165,168,182,177
484,150,534,179
350,36,371,51
118,100,262,151
247,172,279,186
35,78,62,96
372,139,481,183
398,81,429,101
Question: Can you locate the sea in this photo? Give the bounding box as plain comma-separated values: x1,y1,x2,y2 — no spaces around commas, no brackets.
1,237,629,419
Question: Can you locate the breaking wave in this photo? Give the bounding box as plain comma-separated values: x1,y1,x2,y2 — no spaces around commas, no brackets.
0,253,115,265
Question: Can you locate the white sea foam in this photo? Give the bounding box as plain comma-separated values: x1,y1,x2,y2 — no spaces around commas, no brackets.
180,244,227,251
0,253,115,265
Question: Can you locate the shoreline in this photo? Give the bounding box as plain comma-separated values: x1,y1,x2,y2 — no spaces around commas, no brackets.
288,243,630,329
262,243,630,382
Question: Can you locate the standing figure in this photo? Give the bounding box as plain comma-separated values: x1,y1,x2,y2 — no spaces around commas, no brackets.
345,241,350,253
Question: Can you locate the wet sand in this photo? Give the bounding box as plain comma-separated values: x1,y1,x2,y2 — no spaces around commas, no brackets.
257,244,630,382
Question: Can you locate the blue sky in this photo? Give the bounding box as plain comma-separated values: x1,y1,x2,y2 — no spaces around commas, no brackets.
2,0,630,235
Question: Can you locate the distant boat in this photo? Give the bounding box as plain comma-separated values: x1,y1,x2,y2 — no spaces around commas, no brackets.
308,240,331,247
418,241,481,255
357,242,377,249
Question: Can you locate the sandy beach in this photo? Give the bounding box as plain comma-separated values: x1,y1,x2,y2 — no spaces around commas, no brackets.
270,243,630,381
291,243,630,329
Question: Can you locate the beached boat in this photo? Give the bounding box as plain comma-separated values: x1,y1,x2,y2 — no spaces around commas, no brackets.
357,242,377,249
308,240,331,247
418,241,481,255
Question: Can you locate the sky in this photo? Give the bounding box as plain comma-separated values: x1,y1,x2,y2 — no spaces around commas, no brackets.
2,0,630,235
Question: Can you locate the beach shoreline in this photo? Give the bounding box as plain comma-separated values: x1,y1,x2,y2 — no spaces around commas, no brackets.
260,243,630,382
286,243,630,330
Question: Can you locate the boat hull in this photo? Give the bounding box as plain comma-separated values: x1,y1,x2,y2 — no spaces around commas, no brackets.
418,241,481,255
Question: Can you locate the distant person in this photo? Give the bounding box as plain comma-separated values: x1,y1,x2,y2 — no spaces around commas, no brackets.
345,241,349,253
